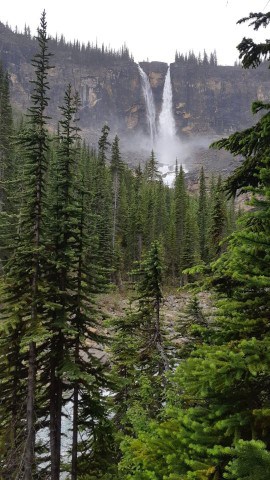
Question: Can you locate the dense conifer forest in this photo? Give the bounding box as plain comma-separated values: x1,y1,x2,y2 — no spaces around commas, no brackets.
0,19,133,67
1,8,270,480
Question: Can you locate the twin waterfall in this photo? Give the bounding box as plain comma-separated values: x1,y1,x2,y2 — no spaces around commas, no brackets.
158,66,176,140
138,64,180,183
138,65,157,148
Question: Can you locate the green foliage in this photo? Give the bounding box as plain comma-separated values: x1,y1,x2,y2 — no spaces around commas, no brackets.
118,7,270,480
225,440,270,480
197,167,209,263
0,11,55,478
144,150,161,182
208,175,227,259
1,8,257,480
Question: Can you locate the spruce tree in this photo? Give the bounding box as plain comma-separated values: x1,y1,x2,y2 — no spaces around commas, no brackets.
197,166,209,263
109,240,168,468
174,165,187,283
131,241,168,419
182,196,199,280
43,84,81,479
111,134,123,251
0,11,53,478
90,124,112,271
0,63,17,268
0,62,13,214
209,175,227,259
134,164,144,260
110,135,125,286
164,189,178,282
63,132,112,480
144,149,161,182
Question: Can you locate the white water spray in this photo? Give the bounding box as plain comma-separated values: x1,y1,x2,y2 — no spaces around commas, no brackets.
138,64,157,147
158,65,176,140
156,65,186,183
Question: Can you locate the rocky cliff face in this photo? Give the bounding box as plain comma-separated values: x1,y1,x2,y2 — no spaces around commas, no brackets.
1,22,269,170
171,63,270,136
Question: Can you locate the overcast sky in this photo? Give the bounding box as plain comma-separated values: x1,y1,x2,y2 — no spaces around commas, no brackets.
1,0,269,65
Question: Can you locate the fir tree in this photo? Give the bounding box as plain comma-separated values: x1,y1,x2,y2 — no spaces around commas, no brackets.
0,63,15,268
44,84,80,479
209,175,227,259
91,124,112,271
132,240,169,417
144,150,161,182
198,166,209,263
174,165,187,283
110,135,125,286
0,63,13,213
0,11,53,478
111,134,123,250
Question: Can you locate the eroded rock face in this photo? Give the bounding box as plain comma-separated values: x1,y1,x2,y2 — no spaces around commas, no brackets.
170,63,270,136
43,62,146,136
1,22,270,148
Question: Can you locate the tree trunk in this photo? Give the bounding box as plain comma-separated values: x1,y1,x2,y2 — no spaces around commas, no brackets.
24,341,36,480
50,334,63,480
71,381,79,480
71,337,79,480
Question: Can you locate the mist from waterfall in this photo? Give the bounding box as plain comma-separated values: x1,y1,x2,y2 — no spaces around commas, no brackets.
138,64,157,148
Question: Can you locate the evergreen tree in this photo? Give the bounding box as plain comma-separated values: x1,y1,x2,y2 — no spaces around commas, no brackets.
164,188,178,281
66,136,112,480
132,240,168,417
111,135,123,250
153,180,169,243
98,124,110,166
0,64,16,272
0,11,53,478
174,165,187,283
0,62,13,214
209,175,227,259
197,166,209,263
141,179,155,248
44,84,81,479
110,135,125,286
109,306,142,434
144,150,161,182
91,124,112,271
126,164,144,265
182,196,199,280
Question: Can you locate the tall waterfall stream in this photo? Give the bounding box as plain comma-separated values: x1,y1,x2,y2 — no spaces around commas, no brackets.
138,64,157,148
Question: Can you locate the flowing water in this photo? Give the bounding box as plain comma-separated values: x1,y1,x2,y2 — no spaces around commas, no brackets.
138,64,157,147
157,65,186,183
158,65,176,140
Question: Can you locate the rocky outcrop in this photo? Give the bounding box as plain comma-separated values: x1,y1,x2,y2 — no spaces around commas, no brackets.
170,63,270,136
1,22,270,160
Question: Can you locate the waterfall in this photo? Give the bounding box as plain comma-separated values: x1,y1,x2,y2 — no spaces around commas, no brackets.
138,64,157,147
138,63,184,185
156,65,182,181
158,65,176,141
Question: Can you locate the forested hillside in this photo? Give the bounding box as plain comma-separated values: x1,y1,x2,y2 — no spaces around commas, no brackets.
1,8,270,480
